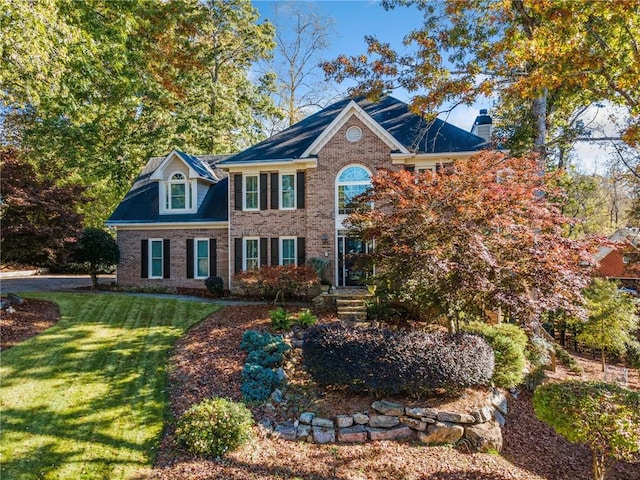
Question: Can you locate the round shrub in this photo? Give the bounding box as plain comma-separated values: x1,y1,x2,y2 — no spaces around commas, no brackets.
303,324,494,395
461,322,527,388
240,330,277,352
175,397,253,458
241,363,279,402
204,276,225,297
533,381,640,480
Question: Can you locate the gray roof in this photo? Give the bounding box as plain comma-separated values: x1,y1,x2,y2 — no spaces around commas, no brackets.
107,154,229,225
219,96,488,165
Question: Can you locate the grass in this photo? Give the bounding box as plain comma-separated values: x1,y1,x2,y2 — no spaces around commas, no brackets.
0,293,221,480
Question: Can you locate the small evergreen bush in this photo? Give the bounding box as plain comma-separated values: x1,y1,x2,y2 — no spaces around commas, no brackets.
461,321,527,388
303,324,494,395
241,363,279,402
240,330,275,352
245,340,290,368
204,276,225,297
296,308,317,328
270,307,293,330
175,397,253,458
555,344,583,374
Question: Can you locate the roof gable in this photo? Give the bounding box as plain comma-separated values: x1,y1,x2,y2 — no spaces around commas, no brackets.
149,149,218,183
301,100,409,157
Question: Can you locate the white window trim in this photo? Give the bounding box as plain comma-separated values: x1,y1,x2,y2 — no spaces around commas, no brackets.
194,238,210,279
279,172,296,210
149,238,164,279
335,164,372,228
243,174,259,211
279,236,297,266
243,237,260,271
159,171,196,214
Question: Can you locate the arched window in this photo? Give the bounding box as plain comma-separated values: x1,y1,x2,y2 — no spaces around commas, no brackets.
336,165,371,215
166,172,190,210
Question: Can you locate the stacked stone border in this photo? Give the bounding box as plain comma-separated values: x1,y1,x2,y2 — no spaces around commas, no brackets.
270,390,507,453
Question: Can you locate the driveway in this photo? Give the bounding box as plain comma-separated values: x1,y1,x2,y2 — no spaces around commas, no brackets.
0,274,115,294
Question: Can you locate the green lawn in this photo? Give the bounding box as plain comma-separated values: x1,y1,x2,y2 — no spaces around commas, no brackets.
0,293,221,480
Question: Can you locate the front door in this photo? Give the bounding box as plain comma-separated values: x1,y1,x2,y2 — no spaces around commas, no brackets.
337,236,372,287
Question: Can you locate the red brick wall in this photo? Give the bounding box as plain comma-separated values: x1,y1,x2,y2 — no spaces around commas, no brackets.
229,116,401,287
598,249,627,278
115,227,228,289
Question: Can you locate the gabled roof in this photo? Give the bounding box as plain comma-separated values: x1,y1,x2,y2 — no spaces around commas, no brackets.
107,154,229,225
219,96,488,165
149,150,221,183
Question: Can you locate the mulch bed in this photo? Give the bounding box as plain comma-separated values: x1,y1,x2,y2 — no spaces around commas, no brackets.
153,305,640,480
4,300,639,479
0,298,60,350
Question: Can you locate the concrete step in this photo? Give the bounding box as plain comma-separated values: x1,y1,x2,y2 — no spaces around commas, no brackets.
338,312,368,322
336,298,367,306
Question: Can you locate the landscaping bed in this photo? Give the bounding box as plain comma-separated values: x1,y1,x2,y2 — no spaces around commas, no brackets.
0,298,60,350
153,305,640,480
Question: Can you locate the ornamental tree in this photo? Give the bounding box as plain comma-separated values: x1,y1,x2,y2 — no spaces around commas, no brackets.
533,381,640,480
345,151,599,332
74,228,120,289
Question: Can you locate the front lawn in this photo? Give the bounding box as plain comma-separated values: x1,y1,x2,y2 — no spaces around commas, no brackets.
0,293,220,480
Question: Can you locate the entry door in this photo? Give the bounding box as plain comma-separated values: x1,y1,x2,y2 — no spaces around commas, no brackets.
337,236,371,287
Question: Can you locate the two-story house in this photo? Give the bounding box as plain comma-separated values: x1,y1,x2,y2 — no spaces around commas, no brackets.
107,96,490,290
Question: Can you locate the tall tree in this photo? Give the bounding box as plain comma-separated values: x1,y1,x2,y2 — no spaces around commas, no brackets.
262,2,337,131
346,151,599,332
1,0,278,227
323,1,640,161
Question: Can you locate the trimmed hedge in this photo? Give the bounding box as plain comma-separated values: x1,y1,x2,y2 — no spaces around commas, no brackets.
175,397,253,458
461,322,527,388
302,324,494,395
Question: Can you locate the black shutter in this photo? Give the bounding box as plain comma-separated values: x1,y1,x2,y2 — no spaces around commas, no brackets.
260,173,268,210
234,174,242,210
234,238,242,273
186,239,194,279
271,237,279,266
141,239,148,278
210,239,217,277
297,237,306,266
163,239,171,278
270,173,279,209
404,165,415,172
260,238,268,266
296,171,305,209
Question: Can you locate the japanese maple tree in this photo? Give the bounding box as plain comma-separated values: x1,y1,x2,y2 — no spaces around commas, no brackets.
346,151,599,332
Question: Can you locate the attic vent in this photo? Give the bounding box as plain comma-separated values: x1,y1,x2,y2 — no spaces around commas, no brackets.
346,126,362,143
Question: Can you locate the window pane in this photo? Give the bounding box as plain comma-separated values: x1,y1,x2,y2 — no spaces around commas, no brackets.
282,239,295,265
196,240,209,277
338,166,370,183
197,240,208,257
338,184,368,214
151,240,162,258
170,183,186,209
246,239,258,270
151,259,163,277
245,176,258,209
281,174,295,208
197,259,208,277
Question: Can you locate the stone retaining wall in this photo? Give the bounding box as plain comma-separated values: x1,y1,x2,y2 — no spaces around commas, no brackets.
269,391,508,452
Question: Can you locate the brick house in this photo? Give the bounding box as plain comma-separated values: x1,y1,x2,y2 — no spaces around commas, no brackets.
107,96,489,290
596,227,640,287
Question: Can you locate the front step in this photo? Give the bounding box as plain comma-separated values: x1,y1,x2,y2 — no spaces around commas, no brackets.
333,289,372,323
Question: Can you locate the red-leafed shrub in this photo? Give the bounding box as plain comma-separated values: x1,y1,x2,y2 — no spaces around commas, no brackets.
302,323,494,395
234,265,320,301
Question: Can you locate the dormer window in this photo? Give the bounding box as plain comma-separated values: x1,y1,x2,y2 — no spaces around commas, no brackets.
162,172,194,213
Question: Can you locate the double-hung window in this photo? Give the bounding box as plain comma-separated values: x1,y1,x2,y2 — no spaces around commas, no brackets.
280,174,295,209
195,239,209,279
149,239,163,278
165,172,192,211
280,237,296,265
243,237,259,271
244,175,259,210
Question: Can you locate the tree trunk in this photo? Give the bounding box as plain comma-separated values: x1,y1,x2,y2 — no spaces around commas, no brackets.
532,90,548,167
592,451,606,480
601,347,606,372
90,270,98,289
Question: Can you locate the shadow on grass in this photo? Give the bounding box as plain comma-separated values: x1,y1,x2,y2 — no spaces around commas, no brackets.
0,293,219,479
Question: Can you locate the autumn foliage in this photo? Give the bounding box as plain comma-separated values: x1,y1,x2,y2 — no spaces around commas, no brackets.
346,151,599,329
234,265,320,301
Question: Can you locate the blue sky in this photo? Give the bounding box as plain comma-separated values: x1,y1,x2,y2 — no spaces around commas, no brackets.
253,1,608,172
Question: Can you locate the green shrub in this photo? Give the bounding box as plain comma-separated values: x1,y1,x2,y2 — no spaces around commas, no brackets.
175,397,253,458
533,381,640,480
296,308,317,328
240,330,275,352
245,339,290,368
554,344,583,374
204,276,225,297
241,364,279,402
270,307,293,330
625,340,640,369
461,322,527,388
303,324,494,395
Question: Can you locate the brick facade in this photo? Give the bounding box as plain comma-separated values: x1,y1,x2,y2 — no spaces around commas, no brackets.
115,227,228,288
